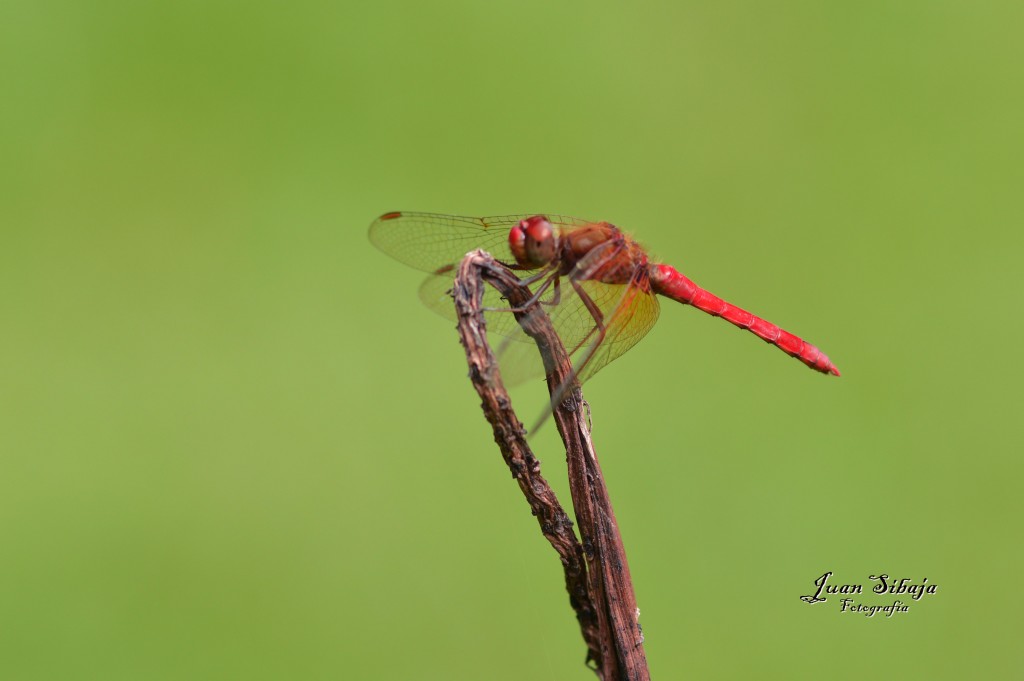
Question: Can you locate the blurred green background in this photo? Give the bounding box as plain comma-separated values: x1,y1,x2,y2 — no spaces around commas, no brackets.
2,1,1021,679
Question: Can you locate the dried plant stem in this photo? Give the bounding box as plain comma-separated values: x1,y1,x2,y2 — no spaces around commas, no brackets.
453,250,649,680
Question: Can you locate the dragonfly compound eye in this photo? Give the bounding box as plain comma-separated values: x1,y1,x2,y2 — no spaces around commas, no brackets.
509,222,528,265
511,216,556,267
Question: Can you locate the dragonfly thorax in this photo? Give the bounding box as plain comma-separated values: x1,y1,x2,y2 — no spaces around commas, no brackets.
509,216,559,269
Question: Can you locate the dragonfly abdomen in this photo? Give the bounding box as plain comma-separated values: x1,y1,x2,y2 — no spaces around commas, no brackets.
648,264,840,376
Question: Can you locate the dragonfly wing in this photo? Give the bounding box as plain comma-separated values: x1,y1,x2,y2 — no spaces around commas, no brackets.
417,270,544,385
368,211,592,274
416,266,655,387
567,274,661,386
396,215,656,388
490,276,661,388
480,271,660,387
418,271,537,343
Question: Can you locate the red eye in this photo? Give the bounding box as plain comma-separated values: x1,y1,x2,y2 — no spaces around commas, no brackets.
509,216,555,267
509,222,528,264
524,216,552,244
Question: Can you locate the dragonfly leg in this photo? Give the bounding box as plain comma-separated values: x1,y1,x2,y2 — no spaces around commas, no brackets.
558,241,626,357
544,244,649,415
566,277,608,357
482,268,558,314
536,277,610,422
519,267,553,286
540,276,561,308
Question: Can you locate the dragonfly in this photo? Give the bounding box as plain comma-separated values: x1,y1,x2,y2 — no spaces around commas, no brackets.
369,211,839,392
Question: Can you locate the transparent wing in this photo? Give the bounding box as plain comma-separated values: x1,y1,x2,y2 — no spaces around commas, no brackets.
418,271,535,346
375,211,658,387
417,267,660,386
570,273,661,385
368,211,591,274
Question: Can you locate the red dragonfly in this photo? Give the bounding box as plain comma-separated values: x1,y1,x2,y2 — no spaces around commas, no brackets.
369,212,839,388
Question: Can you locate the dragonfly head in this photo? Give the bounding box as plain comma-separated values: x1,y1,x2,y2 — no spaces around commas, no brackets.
509,216,558,268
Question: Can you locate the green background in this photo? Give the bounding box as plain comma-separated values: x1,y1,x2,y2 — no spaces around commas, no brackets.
2,1,1021,679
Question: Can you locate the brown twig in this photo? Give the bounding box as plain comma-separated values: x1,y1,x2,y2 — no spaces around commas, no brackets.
453,251,650,680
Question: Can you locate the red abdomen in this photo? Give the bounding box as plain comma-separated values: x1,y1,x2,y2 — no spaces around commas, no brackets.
649,264,839,376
